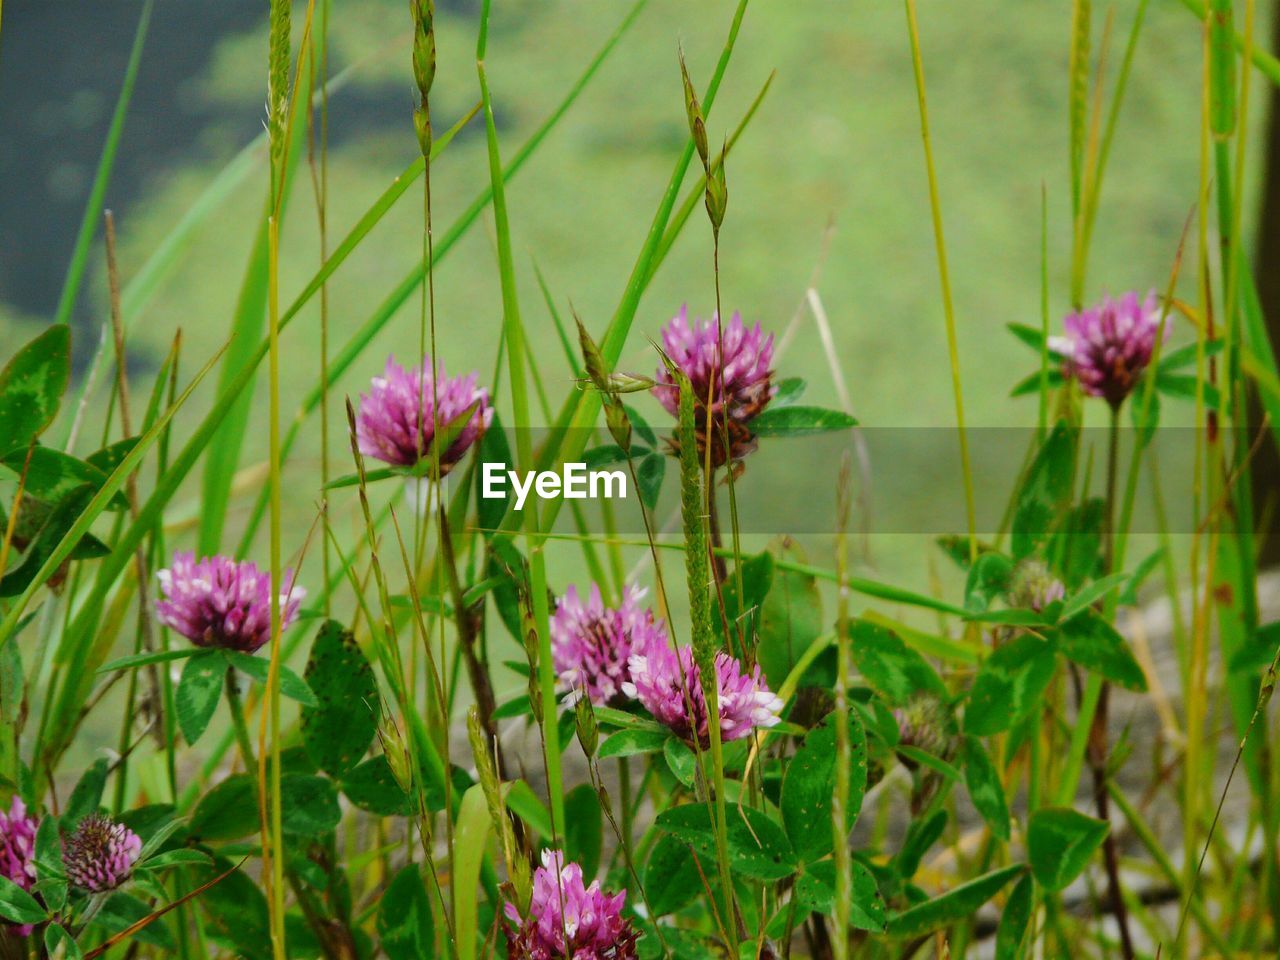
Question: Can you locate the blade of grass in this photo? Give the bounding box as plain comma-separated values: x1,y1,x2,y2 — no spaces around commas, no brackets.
234,0,648,557
51,0,154,328
476,0,564,832
0,341,227,646
903,0,977,561
501,0,752,541
1176,0,1280,85
198,15,316,556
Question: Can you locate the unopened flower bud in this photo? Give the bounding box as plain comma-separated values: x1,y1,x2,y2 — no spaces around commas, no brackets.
574,695,599,758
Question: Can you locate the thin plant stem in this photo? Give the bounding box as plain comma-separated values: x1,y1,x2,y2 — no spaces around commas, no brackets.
903,0,977,562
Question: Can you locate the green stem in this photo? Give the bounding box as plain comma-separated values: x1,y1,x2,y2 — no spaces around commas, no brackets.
225,666,256,770
903,0,977,561
476,0,564,831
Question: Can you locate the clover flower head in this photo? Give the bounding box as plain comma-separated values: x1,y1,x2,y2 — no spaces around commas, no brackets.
652,307,775,467
893,693,957,769
156,552,303,654
503,850,638,960
63,814,141,893
1012,561,1066,614
356,356,493,472
0,798,37,935
551,584,666,707
623,639,783,747
1049,290,1167,409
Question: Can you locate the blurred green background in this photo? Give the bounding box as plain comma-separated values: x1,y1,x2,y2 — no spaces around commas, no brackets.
0,0,1263,600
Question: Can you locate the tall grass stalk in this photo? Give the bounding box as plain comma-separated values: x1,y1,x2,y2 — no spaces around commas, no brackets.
902,0,977,563
51,0,153,331
476,0,564,832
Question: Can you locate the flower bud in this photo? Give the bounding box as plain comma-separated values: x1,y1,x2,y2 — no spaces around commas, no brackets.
574,695,599,759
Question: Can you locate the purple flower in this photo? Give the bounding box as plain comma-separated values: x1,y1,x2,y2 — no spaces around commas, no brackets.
1050,291,1167,409
1012,561,1065,614
623,639,783,747
504,850,638,960
0,799,37,935
157,552,304,654
551,585,666,708
356,356,493,472
652,307,775,467
63,814,141,893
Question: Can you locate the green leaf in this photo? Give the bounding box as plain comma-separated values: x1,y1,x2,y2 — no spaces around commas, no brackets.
475,411,512,534
62,757,110,829
863,610,982,664
885,865,1024,938
757,540,822,689
995,873,1035,960
85,437,140,477
965,634,1057,736
34,817,62,883
1010,368,1065,397
656,803,797,881
176,650,225,746
379,864,435,960
341,755,413,816
0,338,226,646
281,774,342,836
781,709,868,863
720,551,773,652
0,447,116,507
636,452,666,510
1118,548,1164,607
751,405,857,437
786,860,885,933
1230,621,1280,674
1050,496,1105,590
663,737,697,788
224,650,318,707
1012,420,1075,559
1057,571,1129,623
301,620,379,777
0,635,20,727
965,552,1014,613
963,609,1050,627
772,377,807,407
1155,372,1222,409
493,694,531,721
195,859,270,960
142,849,213,870
1006,322,1049,352
848,619,946,706
93,892,176,950
98,648,201,674
564,784,603,880
44,923,82,960
960,736,1011,841
1055,611,1147,691
896,746,961,782
189,773,259,842
643,833,701,917
1156,338,1222,372
580,443,631,471
1028,807,1109,891
598,728,669,759
0,874,48,924
0,484,98,597
0,325,70,454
